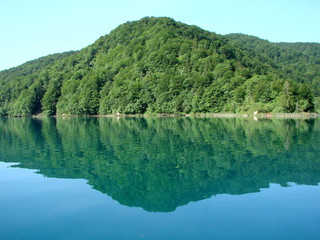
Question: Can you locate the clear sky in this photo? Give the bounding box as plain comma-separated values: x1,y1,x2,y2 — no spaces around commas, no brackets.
1,0,319,71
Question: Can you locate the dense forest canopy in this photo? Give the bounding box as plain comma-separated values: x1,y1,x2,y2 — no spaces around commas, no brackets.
0,17,319,116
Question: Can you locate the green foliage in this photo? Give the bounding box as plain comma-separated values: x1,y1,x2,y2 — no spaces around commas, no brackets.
41,78,62,116
225,34,320,96
0,17,319,116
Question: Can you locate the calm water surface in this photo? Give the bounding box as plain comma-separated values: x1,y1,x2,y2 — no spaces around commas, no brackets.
0,117,319,240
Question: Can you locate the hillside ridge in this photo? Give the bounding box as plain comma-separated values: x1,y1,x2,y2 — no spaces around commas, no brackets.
0,17,319,116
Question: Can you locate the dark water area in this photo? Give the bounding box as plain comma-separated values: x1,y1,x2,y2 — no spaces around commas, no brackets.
0,117,319,239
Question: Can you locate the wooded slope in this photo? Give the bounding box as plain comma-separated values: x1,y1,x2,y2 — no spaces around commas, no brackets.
0,17,318,116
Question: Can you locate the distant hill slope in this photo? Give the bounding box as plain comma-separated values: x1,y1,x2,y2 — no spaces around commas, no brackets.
225,34,320,95
0,17,318,116
0,51,77,83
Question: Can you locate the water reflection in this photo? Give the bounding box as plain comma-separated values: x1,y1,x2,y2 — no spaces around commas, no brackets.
0,117,319,212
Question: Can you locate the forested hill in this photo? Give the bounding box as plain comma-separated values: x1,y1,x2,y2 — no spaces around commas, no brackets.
225,34,320,96
0,51,77,83
0,17,319,117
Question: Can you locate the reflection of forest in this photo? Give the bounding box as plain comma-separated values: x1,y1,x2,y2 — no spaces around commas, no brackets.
0,117,319,212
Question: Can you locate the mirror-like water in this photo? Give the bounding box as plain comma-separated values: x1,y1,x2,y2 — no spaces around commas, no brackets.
0,117,319,240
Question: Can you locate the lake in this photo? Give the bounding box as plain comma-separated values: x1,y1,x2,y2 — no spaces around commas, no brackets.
0,117,319,240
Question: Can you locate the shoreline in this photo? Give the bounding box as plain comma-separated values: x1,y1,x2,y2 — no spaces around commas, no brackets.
27,112,319,119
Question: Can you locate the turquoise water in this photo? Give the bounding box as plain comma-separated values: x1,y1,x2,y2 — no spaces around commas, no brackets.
0,117,319,240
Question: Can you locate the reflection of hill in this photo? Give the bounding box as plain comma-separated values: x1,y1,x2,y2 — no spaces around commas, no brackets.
0,117,320,212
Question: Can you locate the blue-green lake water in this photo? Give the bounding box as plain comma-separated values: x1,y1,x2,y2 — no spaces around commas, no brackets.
0,117,319,240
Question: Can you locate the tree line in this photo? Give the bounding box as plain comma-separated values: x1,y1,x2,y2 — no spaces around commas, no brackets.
0,17,318,116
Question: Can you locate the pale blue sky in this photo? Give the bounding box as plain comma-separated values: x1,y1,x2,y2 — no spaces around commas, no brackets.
1,0,319,71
